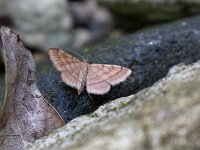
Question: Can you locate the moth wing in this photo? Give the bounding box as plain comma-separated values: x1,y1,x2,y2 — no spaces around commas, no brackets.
86,64,131,95
49,48,83,90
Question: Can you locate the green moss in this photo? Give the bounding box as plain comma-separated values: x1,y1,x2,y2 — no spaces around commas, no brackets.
83,47,91,54
88,113,99,118
109,107,118,111
118,101,128,109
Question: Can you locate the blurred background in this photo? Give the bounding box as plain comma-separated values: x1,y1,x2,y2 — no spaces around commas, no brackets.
0,0,200,72
1,1,200,148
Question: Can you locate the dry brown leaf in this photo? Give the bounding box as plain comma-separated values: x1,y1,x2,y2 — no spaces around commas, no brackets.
0,26,65,150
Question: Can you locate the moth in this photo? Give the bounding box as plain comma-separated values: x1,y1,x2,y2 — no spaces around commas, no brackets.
49,48,132,95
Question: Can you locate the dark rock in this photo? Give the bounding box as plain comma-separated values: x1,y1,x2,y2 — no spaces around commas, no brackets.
37,15,200,123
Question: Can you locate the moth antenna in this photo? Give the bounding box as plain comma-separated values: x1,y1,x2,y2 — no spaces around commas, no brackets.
87,93,93,100
65,48,85,60
81,55,87,61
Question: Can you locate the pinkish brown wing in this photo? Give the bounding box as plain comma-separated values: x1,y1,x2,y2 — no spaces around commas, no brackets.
49,48,83,91
49,48,81,71
86,64,132,95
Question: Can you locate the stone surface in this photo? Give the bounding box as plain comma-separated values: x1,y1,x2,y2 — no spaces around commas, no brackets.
98,0,200,31
37,15,200,123
0,0,72,51
29,60,200,150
